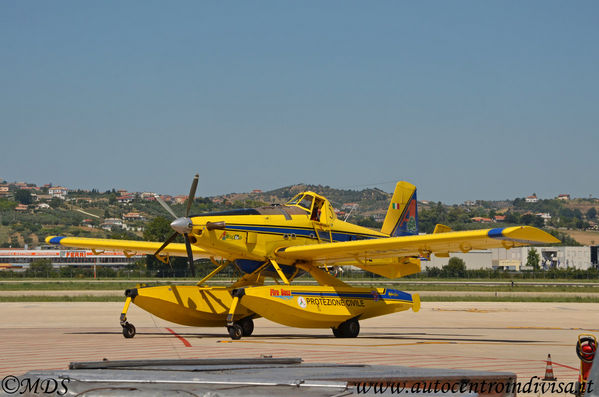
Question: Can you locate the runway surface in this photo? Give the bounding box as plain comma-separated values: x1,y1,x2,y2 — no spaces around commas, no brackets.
1,301,595,385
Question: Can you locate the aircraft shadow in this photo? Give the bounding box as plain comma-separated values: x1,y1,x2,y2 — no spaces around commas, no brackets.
65,331,548,344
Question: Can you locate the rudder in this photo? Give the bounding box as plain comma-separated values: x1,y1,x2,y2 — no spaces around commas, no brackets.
381,181,418,237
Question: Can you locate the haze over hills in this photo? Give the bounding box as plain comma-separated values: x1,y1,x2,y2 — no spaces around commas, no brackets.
1,178,598,248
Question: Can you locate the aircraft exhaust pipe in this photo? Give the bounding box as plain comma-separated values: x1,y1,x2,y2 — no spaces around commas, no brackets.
206,221,226,231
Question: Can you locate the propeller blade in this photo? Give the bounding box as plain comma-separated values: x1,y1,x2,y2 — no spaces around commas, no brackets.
153,231,179,258
185,174,199,217
184,233,196,277
155,194,178,219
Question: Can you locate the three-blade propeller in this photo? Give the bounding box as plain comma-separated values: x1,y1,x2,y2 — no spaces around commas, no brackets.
153,174,199,277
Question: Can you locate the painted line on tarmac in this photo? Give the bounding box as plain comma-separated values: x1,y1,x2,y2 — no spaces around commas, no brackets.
217,340,459,347
508,326,599,332
217,340,573,347
166,328,192,347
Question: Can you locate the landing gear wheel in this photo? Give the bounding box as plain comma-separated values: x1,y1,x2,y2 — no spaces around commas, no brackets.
122,323,136,339
239,318,254,337
344,320,360,338
333,319,360,338
228,324,243,340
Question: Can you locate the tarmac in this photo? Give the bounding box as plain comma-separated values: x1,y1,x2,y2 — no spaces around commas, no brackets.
1,301,596,392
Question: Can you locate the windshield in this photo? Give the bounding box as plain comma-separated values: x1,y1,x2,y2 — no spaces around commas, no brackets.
298,195,313,210
286,194,302,206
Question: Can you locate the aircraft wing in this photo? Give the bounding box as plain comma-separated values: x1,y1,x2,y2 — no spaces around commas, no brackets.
275,226,560,263
45,236,209,258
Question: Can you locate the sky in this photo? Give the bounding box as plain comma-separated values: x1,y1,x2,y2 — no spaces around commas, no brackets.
1,1,598,203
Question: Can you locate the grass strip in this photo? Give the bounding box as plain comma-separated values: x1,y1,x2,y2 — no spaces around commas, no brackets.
421,295,599,303
0,295,124,302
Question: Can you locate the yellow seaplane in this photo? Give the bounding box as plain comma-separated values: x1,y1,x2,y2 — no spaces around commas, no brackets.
46,175,559,340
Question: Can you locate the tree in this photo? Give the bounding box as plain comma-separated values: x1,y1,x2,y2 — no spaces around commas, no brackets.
143,216,188,277
14,189,32,205
49,198,63,208
28,259,53,277
0,199,17,211
144,216,172,241
526,248,540,270
442,257,467,278
587,207,597,220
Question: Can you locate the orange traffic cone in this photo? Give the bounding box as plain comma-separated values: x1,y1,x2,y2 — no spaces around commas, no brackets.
543,354,557,381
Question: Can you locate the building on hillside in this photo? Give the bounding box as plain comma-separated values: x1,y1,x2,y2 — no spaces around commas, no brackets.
556,194,571,201
101,218,125,231
122,212,145,221
374,213,386,222
15,204,28,211
536,213,552,224
48,186,68,199
140,192,156,200
525,194,538,203
173,195,188,204
117,195,134,204
80,219,95,227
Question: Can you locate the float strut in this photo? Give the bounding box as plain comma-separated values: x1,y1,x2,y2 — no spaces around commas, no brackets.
269,258,290,285
226,289,245,326
120,296,132,326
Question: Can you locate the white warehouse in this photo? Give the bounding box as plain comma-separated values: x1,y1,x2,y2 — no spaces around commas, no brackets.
424,246,592,271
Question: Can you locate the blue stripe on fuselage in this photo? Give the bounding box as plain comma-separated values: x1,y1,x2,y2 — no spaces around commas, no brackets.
224,224,379,242
290,288,413,302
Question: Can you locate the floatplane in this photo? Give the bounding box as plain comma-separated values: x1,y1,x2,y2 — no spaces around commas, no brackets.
46,175,559,339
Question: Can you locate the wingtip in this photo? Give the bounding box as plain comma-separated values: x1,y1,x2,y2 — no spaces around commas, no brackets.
502,226,561,245
45,236,65,245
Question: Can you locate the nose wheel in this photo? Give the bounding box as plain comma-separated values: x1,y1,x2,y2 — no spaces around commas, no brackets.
120,296,136,339
122,322,136,338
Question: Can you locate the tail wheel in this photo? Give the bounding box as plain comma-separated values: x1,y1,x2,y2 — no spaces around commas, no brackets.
122,323,136,339
228,324,243,340
239,318,254,337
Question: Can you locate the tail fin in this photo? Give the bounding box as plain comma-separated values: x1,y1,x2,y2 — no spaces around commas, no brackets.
381,181,418,237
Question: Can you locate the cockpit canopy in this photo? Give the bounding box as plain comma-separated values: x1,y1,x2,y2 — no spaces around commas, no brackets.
286,192,336,224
